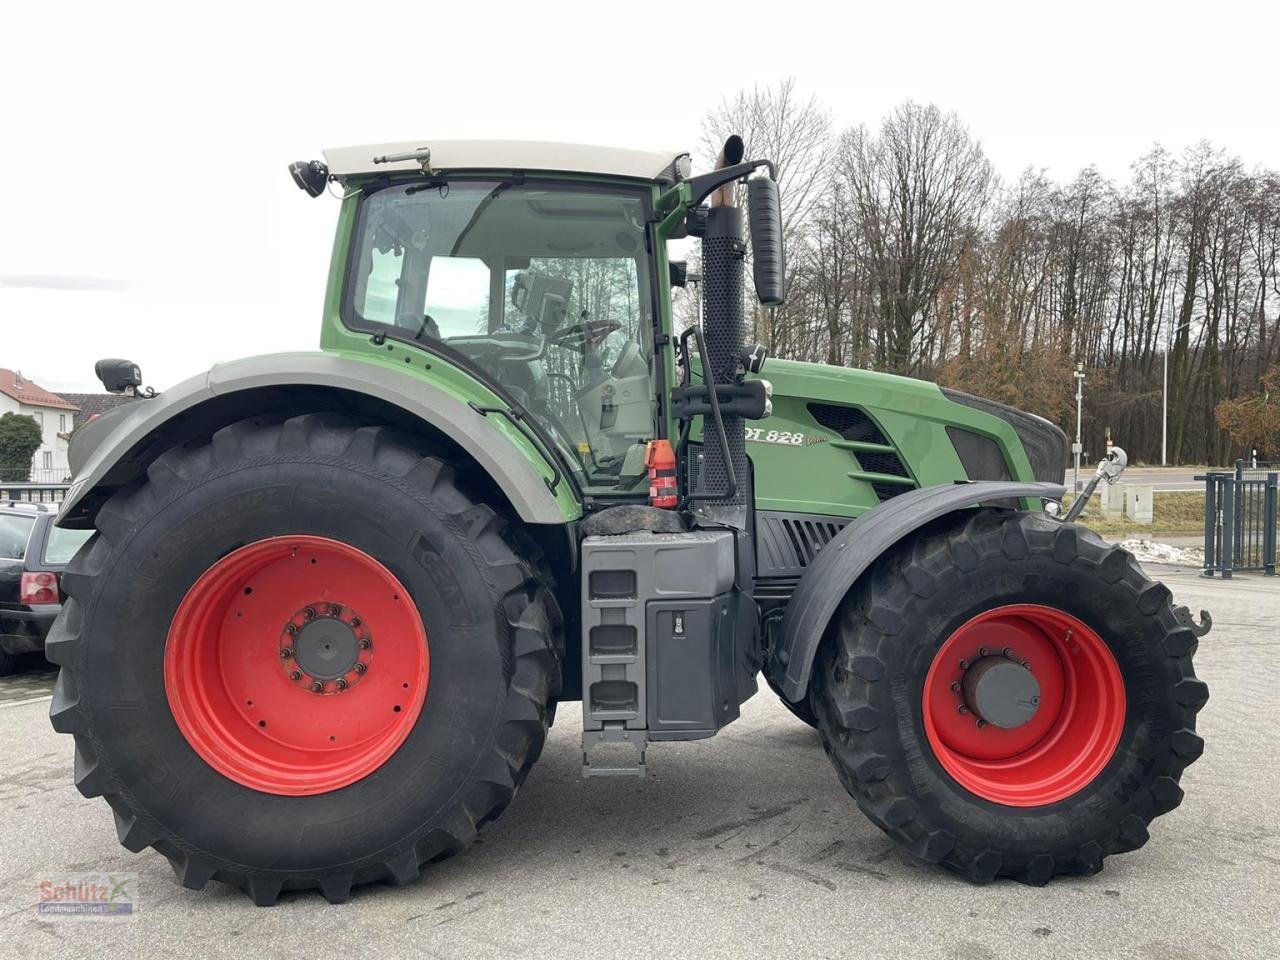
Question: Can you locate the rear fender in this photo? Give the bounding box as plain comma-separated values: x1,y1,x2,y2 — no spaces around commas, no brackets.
58,352,579,529
768,481,1066,702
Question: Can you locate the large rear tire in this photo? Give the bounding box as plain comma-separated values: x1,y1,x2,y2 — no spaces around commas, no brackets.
815,508,1208,884
47,413,562,904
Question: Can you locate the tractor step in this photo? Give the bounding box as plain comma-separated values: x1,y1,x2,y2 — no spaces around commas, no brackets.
582,727,646,777
579,529,739,778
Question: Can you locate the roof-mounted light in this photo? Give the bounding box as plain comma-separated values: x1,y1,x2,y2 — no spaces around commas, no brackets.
289,159,329,198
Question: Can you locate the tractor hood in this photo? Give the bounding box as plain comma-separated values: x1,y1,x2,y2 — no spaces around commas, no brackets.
744,358,1066,519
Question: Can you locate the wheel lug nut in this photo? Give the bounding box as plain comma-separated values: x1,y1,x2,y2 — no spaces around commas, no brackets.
1021,661,1030,669
353,662,367,674
957,704,969,715
310,681,324,693
358,638,371,650
1002,647,1013,658
290,670,302,681
328,604,342,617
950,681,961,693
978,647,989,656
334,678,348,691
350,618,361,628
285,623,297,636
304,607,316,621
958,659,969,669
976,718,987,728
280,647,294,659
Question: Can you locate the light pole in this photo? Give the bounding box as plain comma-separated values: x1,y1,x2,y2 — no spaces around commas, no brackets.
1161,317,1195,467
1073,361,1085,494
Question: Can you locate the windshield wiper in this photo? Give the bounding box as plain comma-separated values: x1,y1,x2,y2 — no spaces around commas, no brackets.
405,178,449,196
449,178,519,256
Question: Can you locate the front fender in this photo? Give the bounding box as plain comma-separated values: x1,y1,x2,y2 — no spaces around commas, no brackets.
58,352,579,528
769,481,1065,702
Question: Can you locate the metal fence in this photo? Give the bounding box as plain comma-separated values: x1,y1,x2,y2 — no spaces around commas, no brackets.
0,483,71,505
1198,462,1278,578
0,468,72,484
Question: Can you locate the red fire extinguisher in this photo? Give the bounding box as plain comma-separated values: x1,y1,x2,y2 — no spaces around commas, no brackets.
645,439,678,509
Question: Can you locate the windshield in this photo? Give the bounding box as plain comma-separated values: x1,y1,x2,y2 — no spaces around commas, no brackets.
347,180,657,496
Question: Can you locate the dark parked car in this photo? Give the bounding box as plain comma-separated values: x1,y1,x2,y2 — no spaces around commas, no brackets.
0,501,93,674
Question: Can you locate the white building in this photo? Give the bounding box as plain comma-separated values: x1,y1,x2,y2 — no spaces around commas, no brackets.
0,369,78,482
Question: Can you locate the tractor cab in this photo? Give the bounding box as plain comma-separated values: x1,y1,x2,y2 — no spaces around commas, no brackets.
344,176,660,493
314,138,784,507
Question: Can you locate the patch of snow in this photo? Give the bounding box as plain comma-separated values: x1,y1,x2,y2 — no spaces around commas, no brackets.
1116,538,1205,567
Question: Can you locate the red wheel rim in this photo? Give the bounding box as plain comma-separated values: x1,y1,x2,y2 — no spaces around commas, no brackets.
922,604,1125,806
165,536,429,796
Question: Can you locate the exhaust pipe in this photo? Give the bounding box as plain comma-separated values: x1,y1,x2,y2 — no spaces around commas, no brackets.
710,135,745,208
694,137,750,527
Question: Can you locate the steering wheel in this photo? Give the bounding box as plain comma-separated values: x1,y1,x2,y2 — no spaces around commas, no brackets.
548,319,621,350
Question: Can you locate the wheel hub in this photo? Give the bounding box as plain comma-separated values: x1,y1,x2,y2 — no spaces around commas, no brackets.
293,616,359,680
960,655,1041,729
280,601,373,693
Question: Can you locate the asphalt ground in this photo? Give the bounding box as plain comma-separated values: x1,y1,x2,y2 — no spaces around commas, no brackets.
0,564,1274,960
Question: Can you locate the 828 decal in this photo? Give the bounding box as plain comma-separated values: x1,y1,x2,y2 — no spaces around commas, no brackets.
745,427,806,446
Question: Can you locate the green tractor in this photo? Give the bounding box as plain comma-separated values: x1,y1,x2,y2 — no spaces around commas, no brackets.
48,136,1208,904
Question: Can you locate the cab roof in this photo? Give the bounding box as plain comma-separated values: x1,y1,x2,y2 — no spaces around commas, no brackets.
322,140,690,185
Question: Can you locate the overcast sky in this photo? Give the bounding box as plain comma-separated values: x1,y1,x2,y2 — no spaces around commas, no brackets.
3,1,1277,393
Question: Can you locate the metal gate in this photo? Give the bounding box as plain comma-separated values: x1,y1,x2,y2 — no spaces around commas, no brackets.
1198,462,1278,578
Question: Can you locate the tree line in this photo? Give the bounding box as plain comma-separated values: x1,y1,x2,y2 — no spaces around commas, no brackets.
685,81,1280,465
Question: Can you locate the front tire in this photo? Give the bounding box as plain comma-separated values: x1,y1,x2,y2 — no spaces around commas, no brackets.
47,414,562,904
815,509,1208,884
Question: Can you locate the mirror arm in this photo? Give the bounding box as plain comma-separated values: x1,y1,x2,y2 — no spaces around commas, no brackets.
683,160,776,209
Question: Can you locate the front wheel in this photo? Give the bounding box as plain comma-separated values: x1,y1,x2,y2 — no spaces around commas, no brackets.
815,509,1208,884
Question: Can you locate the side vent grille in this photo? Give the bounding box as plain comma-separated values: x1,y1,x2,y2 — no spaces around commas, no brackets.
807,403,888,444
757,511,849,577
807,403,914,501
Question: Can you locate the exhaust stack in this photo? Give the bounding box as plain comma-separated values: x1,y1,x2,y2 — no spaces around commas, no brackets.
694,137,751,527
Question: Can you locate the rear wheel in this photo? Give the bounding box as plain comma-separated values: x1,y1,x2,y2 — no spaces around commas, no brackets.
815,509,1208,884
0,649,18,676
47,413,562,904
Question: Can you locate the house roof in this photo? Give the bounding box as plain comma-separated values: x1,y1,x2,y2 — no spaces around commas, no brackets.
323,140,689,184
0,369,78,411
58,392,139,423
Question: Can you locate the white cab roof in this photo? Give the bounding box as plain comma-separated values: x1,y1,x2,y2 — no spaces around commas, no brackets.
323,140,688,184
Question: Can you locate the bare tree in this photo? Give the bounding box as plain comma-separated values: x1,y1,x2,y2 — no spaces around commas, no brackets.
701,77,834,236
699,78,835,344
838,101,994,374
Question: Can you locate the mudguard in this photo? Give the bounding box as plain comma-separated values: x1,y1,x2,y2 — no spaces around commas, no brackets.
57,352,575,528
769,480,1066,701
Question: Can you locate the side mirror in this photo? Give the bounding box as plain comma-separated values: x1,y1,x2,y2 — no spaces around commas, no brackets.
747,177,785,306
